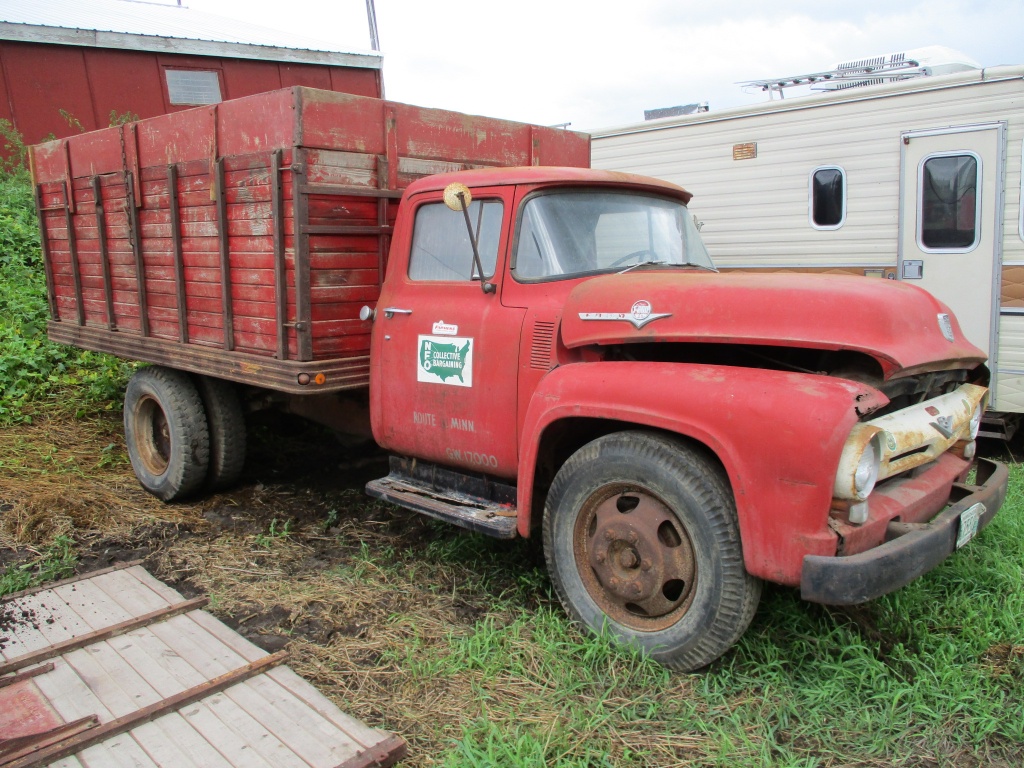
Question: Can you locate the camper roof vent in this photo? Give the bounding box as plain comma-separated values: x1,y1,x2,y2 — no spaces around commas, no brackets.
740,46,981,100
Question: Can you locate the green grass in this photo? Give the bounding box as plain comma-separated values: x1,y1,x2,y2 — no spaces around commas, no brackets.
0,169,134,425
0,535,78,596
362,496,1024,767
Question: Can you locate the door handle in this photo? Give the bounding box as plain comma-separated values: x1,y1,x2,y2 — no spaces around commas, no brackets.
383,307,413,318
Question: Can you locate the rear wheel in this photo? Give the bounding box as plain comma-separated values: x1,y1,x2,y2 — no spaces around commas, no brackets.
124,367,209,501
543,431,761,671
194,375,247,490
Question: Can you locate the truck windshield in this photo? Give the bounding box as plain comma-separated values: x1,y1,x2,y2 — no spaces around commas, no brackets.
512,190,714,280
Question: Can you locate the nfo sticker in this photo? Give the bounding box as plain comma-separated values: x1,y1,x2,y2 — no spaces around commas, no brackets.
417,335,473,387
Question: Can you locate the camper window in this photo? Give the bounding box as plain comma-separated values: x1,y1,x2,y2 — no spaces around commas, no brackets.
918,153,980,252
809,167,846,230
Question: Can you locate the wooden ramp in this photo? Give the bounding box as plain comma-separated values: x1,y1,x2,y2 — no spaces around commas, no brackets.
0,562,405,768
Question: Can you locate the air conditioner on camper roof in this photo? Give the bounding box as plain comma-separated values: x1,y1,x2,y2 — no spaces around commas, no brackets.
825,46,982,90
740,46,981,98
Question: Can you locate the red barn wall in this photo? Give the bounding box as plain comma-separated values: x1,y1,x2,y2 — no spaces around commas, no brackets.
0,40,381,144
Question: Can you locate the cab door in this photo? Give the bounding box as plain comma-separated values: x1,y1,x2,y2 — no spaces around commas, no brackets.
369,186,524,479
898,123,1006,360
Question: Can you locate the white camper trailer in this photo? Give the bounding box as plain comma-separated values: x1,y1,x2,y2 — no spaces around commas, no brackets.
591,51,1024,434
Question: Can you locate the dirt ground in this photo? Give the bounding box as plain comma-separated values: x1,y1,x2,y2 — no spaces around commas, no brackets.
0,407,558,766
4,406,1023,767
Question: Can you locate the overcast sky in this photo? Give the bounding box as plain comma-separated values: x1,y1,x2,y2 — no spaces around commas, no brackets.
183,0,1023,131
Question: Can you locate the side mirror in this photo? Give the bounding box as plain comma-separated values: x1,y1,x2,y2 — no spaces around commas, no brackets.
443,182,496,294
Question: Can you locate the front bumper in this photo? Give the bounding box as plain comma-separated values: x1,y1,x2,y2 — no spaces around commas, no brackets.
801,457,1007,605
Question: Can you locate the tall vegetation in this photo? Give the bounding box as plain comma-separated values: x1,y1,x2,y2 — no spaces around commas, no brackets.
0,129,133,425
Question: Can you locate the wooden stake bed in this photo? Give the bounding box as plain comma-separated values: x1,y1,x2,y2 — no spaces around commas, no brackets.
0,563,405,768
29,87,590,394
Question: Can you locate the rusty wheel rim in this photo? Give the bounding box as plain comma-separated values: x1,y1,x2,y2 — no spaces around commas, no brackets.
134,395,171,476
573,484,697,632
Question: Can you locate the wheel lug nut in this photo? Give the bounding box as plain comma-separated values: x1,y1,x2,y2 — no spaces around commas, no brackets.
631,582,642,595
641,560,651,571
604,530,614,541
609,577,620,588
595,552,606,564
628,532,638,544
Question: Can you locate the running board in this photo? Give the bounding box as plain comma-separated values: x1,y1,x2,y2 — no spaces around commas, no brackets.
365,456,519,538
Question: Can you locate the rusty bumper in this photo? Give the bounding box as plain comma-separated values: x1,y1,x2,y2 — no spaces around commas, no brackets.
800,457,1008,605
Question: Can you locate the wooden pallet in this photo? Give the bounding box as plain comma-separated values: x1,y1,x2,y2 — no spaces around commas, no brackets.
0,562,405,768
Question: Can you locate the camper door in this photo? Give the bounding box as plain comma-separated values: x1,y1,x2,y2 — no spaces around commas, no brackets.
898,123,1006,362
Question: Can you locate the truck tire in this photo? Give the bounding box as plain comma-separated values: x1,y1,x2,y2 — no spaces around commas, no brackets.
194,375,247,490
123,367,210,501
543,431,761,671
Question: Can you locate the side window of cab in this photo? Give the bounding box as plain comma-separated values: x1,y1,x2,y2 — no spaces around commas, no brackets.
408,200,504,281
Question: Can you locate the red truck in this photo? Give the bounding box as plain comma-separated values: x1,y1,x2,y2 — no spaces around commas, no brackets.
31,88,1008,671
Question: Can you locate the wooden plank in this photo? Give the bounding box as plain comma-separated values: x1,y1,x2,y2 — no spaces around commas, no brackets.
49,643,161,723
75,733,158,768
3,591,90,654
0,602,56,662
129,716,234,768
230,673,362,765
176,702,277,768
182,611,265,664
266,667,384,749
293,149,313,361
126,171,150,338
33,184,60,320
298,183,402,199
271,149,288,361
94,568,180,613
61,181,84,326
119,567,187,608
4,652,289,768
215,157,235,352
48,576,152,631
130,714,236,768
179,690,300,768
0,598,208,675
168,164,189,344
33,657,116,724
90,176,116,331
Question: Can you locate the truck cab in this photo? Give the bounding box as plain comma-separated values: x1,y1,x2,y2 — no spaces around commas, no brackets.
365,167,1007,671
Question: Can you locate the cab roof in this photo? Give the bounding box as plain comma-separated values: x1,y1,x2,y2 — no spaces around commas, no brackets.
403,166,693,204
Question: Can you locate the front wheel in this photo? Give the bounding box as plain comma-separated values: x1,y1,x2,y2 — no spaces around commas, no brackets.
543,431,761,671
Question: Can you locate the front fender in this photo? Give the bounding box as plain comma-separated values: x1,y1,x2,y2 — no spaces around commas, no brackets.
517,361,886,584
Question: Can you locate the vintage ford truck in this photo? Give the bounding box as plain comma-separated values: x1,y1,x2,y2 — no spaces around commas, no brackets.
31,88,1007,670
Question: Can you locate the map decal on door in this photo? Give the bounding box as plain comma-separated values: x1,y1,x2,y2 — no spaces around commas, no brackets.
417,335,474,387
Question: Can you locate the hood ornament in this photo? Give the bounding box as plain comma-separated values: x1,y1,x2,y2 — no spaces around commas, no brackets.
579,300,671,330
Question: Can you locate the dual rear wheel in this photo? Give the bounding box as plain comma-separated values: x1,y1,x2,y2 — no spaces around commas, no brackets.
123,367,246,501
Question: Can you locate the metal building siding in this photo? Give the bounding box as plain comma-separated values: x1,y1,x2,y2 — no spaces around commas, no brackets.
592,68,1024,271
0,0,372,58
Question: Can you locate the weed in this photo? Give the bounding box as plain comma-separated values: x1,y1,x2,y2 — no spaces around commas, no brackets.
58,109,85,133
0,119,27,174
254,517,294,548
0,535,78,596
0,169,135,425
108,110,139,126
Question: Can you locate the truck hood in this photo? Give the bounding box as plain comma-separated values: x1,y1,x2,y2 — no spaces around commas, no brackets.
559,270,986,378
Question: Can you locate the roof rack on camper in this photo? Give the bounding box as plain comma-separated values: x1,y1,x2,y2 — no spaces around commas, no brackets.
739,46,981,100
